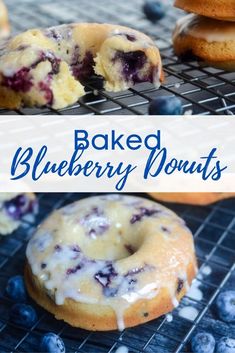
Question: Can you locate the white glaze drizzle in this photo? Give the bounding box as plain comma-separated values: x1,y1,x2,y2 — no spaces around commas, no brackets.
201,265,212,276
187,279,203,302
179,306,198,321
166,313,173,322
26,195,196,330
115,346,129,353
172,297,179,308
174,14,235,43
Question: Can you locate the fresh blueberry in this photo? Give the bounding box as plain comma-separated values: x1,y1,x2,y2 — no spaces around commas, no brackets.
216,291,235,323
5,275,27,302
9,303,37,328
191,332,216,353
143,1,166,22
40,333,66,353
149,96,183,115
216,337,235,353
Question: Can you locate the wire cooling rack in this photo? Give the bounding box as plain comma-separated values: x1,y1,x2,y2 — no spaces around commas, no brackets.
1,0,235,116
0,193,234,353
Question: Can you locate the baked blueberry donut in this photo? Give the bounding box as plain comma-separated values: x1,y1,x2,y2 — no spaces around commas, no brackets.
25,195,197,331
149,193,235,205
0,193,38,235
0,24,163,109
0,0,10,40
173,14,235,70
174,0,235,22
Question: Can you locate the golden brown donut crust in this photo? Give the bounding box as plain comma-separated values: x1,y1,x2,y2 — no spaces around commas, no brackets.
174,0,235,21
149,193,235,206
174,35,235,63
25,195,197,331
173,15,235,67
25,261,197,331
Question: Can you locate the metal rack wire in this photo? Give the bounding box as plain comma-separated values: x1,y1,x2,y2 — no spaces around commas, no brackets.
0,193,234,352
1,0,235,116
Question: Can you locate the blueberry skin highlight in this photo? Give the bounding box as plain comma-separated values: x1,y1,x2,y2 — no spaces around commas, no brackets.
143,1,166,22
5,275,27,302
216,337,235,353
40,333,66,353
149,96,183,115
216,291,235,323
191,332,216,353
9,303,37,328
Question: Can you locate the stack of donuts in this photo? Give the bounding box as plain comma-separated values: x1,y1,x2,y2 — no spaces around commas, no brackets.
173,0,235,70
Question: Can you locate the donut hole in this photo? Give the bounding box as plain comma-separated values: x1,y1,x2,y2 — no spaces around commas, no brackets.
79,226,144,261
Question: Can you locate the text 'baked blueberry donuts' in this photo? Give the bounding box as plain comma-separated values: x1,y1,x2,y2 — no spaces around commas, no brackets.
173,14,235,70
174,0,235,22
0,193,38,235
25,195,197,331
0,0,10,39
0,23,163,110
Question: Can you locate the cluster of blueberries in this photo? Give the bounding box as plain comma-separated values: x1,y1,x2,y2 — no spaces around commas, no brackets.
4,275,235,353
5,275,65,353
191,291,235,353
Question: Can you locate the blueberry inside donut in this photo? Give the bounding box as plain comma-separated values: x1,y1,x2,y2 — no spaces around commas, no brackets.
1,50,61,106
113,51,148,82
25,195,197,331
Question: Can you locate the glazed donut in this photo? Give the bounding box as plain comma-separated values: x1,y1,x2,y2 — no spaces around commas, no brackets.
0,23,163,109
174,0,235,22
0,193,37,235
25,195,197,331
149,193,235,206
0,0,10,40
173,14,235,70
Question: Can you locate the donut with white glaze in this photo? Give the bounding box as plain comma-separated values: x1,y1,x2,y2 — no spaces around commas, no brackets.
173,14,235,70
25,195,197,331
0,0,10,39
149,193,235,206
0,23,163,109
0,193,37,235
174,0,235,22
